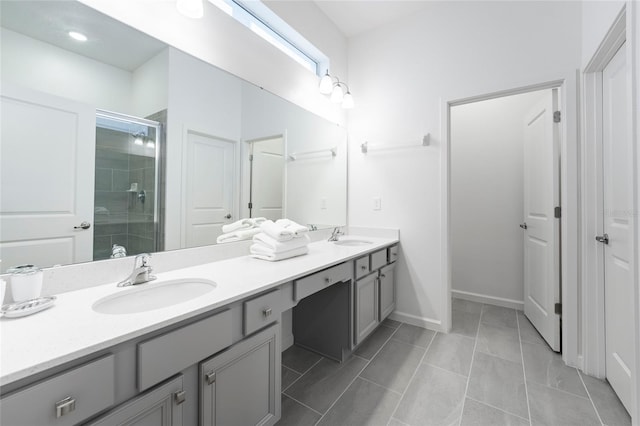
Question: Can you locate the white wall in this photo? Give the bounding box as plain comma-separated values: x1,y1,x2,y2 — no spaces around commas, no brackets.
0,27,132,113
582,1,626,67
164,48,243,250
347,1,581,330
131,48,169,118
451,90,547,306
78,0,348,126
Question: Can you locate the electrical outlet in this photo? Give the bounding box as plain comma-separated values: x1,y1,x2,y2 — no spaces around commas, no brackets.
321,198,327,210
373,197,382,211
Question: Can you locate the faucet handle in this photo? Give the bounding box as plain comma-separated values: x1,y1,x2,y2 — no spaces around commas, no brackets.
135,253,152,267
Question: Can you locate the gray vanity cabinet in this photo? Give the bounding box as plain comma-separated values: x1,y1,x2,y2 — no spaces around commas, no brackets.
200,324,280,426
379,263,396,320
87,375,185,426
355,272,379,344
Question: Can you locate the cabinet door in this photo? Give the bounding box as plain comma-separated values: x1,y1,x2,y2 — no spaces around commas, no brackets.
200,324,280,426
355,273,378,345
379,264,396,320
87,375,184,426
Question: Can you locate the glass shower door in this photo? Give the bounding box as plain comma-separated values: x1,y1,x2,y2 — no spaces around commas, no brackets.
93,111,161,261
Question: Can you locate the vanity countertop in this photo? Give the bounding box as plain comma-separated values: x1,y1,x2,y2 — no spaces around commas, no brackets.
0,236,398,387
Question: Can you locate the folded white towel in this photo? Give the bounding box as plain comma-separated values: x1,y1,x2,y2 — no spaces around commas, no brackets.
216,227,261,244
250,244,309,261
275,219,309,237
222,219,254,234
253,233,310,253
260,220,295,242
251,217,267,226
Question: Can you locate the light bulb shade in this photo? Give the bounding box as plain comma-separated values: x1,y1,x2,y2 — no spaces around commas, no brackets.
330,85,344,103
342,92,354,109
177,0,204,18
319,72,333,95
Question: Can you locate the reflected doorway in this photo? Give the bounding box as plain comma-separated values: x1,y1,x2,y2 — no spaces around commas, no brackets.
247,136,284,221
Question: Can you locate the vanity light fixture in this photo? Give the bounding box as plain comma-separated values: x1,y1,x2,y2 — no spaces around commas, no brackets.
176,0,204,18
68,31,87,42
146,140,156,149
318,70,354,109
133,132,146,146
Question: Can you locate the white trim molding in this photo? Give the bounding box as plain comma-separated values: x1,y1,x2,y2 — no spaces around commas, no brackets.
452,290,524,311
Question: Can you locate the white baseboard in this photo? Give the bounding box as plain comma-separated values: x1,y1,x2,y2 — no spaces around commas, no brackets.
452,289,524,311
389,311,445,333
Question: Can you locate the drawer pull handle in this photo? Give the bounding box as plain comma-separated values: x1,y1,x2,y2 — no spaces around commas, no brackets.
380,274,386,279
391,252,397,256
55,396,76,418
205,371,216,385
174,390,186,405
324,277,333,284
263,308,272,318
361,265,367,270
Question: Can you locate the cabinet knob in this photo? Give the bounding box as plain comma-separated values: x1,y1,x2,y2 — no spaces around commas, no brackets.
263,308,272,318
55,396,76,418
380,274,386,279
174,390,186,405
361,265,367,270
205,371,216,385
324,277,333,284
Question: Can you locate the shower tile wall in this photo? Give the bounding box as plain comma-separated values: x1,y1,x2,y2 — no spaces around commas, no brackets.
94,127,156,260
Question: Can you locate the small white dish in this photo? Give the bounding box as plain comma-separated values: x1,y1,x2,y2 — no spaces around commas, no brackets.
1,296,56,318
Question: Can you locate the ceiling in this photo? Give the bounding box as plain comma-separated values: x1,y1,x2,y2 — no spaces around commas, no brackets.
0,1,166,71
312,1,431,38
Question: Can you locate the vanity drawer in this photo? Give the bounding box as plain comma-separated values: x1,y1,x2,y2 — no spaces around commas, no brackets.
355,255,370,279
388,245,399,263
244,289,281,335
294,262,352,301
0,355,115,426
138,309,232,391
371,248,388,270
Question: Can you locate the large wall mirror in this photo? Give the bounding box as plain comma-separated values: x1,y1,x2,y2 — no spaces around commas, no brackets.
0,1,347,273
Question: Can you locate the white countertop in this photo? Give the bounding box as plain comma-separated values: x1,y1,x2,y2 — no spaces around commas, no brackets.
0,236,397,387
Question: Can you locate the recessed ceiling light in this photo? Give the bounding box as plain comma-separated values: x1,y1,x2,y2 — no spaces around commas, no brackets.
68,31,88,42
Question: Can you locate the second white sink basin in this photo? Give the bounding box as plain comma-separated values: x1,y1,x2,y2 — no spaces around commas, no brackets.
93,278,216,315
333,239,374,246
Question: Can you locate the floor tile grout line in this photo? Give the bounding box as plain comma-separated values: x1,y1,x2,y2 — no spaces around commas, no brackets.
281,393,325,417
458,303,483,426
281,365,302,392
516,311,533,426
386,329,437,426
357,375,403,396
577,368,606,426
420,360,469,380
529,379,594,401
313,323,401,426
465,395,531,422
282,355,324,394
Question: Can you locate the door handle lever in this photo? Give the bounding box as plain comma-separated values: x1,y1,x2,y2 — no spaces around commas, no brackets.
519,223,528,230
595,234,609,245
74,221,91,230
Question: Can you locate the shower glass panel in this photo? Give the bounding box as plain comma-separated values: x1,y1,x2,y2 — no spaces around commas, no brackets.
93,111,161,261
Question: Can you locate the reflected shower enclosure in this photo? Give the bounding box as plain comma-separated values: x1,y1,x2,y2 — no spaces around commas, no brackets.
93,111,162,260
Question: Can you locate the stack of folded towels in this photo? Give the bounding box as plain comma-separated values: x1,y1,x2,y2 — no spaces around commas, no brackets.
216,217,266,244
250,219,310,261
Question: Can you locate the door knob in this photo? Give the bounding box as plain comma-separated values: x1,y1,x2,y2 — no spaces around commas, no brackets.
74,221,91,230
519,223,528,230
224,214,232,219
595,233,609,244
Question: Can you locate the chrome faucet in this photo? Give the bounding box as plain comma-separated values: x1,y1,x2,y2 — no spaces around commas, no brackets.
328,227,344,242
117,253,157,287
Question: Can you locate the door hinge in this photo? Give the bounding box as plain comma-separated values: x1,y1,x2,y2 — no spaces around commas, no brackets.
554,206,561,218
249,154,254,161
248,202,253,209
555,303,562,315
553,111,561,123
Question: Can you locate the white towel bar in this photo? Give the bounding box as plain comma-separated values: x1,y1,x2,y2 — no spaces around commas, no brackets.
361,134,430,153
288,146,337,161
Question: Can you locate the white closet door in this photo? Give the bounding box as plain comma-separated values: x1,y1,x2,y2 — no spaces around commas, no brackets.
0,85,95,271
183,131,235,247
522,89,561,352
602,42,634,413
250,137,283,221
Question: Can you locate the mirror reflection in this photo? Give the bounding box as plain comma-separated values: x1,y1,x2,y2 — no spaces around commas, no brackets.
0,1,347,272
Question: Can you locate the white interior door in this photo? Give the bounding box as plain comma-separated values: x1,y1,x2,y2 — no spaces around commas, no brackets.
183,131,235,247
522,88,561,352
602,42,634,413
249,137,283,221
0,85,95,272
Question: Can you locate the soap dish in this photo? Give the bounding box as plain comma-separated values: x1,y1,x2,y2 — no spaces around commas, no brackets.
1,296,56,318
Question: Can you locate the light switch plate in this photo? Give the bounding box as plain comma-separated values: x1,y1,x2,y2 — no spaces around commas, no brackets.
373,197,382,211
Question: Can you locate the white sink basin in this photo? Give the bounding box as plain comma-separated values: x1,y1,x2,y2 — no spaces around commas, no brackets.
333,239,374,246
92,278,216,315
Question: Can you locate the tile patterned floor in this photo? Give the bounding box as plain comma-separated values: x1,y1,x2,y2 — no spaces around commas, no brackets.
276,300,632,426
